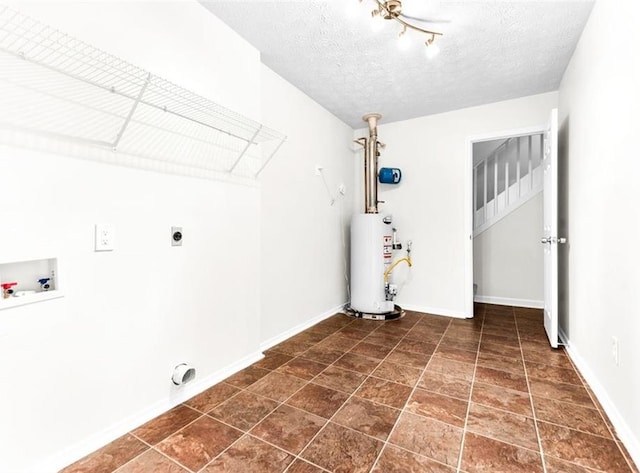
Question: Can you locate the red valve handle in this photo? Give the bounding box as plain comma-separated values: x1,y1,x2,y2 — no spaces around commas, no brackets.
1,282,17,290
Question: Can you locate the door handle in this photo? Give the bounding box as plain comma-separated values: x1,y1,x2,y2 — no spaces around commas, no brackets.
541,237,551,244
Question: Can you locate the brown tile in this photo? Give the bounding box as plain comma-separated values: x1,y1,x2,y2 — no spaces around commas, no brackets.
529,378,594,407
406,325,446,344
61,434,148,473
225,365,271,388
156,416,242,472
338,325,371,340
475,366,529,393
434,345,477,364
313,365,366,394
443,338,481,353
467,403,538,450
132,405,201,445
349,341,393,360
332,397,400,441
184,383,240,413
406,389,468,427
246,371,307,402
538,421,630,471
418,371,472,401
374,322,411,336
522,348,573,368
286,382,350,419
208,390,279,431
333,352,379,374
271,339,315,356
363,331,404,347
395,338,437,355
471,382,533,416
115,449,187,473
203,434,294,472
389,412,462,467
300,346,344,365
461,432,543,473
476,351,525,374
520,339,556,354
425,357,475,381
276,358,327,380
525,360,583,385
250,404,326,455
386,349,430,369
533,396,612,438
253,352,294,370
372,445,455,473
372,360,422,386
544,455,602,473
286,459,325,473
289,330,330,345
301,422,383,473
355,376,412,409
316,333,359,351
481,333,521,346
479,341,522,358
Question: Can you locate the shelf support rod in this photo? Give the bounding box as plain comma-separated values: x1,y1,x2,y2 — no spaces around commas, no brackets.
255,136,286,177
112,72,151,150
229,125,262,173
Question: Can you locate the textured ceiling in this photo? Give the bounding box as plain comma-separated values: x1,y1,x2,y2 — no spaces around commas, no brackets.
201,0,594,128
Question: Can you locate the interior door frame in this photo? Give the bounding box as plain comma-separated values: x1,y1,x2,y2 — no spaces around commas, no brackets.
464,124,547,318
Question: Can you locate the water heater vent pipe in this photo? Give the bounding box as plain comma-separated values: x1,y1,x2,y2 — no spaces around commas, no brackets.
362,113,382,214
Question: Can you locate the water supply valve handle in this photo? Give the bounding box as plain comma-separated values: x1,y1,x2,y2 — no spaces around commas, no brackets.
2,282,17,299
38,278,51,291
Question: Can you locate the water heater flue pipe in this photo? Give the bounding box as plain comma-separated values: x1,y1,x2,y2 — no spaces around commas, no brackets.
362,113,382,214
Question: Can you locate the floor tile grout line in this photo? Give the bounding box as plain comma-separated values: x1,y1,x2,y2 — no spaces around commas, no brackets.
293,318,416,470
453,311,485,473
514,307,548,473
564,345,639,473
367,317,456,473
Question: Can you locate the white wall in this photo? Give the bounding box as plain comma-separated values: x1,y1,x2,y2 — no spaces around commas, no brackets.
0,2,265,471
558,0,640,464
356,92,558,317
259,66,354,346
473,192,544,306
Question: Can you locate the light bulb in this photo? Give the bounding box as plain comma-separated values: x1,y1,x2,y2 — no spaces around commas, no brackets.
425,41,440,59
371,11,385,32
398,30,412,51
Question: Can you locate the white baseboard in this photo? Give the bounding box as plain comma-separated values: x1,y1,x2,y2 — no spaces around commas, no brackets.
559,328,640,469
399,303,469,319
35,350,264,473
260,302,348,351
474,295,544,309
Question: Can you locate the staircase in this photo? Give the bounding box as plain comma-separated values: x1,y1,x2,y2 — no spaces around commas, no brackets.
473,133,544,236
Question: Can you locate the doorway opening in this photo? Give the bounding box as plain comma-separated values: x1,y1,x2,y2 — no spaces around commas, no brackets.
464,126,546,319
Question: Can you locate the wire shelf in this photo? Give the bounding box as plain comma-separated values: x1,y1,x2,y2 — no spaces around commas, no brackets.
0,5,286,180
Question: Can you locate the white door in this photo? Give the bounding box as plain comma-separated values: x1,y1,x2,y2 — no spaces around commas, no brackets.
542,108,561,348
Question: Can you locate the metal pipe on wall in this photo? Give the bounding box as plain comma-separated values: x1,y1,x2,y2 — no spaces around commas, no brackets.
363,113,382,214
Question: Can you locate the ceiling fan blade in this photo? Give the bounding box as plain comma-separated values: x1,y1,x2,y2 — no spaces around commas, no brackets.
400,13,451,24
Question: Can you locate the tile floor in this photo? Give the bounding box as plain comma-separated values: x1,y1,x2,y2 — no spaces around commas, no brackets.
61,304,639,473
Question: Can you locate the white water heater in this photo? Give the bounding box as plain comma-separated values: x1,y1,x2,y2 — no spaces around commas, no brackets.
350,214,394,314
349,113,411,320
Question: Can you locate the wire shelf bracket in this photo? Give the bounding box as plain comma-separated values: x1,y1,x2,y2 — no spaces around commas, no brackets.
0,5,287,181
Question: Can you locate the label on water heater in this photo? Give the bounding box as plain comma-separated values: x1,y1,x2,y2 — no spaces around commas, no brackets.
383,236,392,262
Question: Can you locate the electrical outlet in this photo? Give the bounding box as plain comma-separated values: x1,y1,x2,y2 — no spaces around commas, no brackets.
611,336,619,366
95,224,115,252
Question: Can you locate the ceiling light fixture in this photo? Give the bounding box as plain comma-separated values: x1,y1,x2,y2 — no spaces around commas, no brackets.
361,0,443,52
